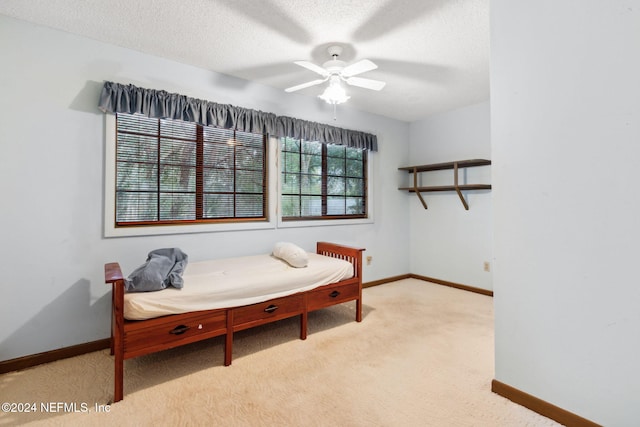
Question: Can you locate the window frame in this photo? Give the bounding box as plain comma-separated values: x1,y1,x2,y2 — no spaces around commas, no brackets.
279,137,368,221
104,114,278,237
113,114,268,226
276,138,374,229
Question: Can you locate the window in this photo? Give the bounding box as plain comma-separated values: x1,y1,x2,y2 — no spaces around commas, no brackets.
280,137,367,220
114,113,266,227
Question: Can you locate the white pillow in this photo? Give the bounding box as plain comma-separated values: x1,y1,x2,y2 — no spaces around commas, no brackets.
273,242,308,268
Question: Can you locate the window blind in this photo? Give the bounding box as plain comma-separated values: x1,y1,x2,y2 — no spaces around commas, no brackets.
115,113,266,226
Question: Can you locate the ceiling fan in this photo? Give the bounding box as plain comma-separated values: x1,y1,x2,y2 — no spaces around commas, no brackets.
285,45,386,105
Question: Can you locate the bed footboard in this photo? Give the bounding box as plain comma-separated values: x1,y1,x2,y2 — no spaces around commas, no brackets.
316,242,365,322
316,242,365,278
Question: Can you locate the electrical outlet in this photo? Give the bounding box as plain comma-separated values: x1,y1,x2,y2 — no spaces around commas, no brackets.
366,256,372,265
483,261,490,272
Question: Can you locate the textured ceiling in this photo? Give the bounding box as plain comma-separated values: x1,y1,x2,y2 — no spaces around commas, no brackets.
0,0,489,122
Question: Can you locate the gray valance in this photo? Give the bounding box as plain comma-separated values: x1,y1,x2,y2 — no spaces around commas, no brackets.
98,81,378,151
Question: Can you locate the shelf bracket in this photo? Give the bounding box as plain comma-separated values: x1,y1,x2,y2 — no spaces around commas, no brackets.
453,162,469,210
413,167,428,209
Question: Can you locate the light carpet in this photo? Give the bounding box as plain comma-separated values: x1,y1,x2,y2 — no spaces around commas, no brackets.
0,279,561,426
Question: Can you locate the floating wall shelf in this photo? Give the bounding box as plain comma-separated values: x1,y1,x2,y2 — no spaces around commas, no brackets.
398,159,492,210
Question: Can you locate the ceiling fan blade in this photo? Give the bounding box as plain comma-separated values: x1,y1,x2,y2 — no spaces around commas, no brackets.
341,59,378,77
285,78,327,93
344,76,386,91
294,61,330,77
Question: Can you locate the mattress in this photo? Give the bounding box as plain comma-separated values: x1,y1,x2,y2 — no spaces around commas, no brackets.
123,252,354,320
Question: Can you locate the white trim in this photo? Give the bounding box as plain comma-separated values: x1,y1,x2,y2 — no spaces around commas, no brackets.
103,114,277,237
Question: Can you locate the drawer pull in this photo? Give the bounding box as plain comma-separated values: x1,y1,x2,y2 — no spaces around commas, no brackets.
264,304,279,313
329,290,341,298
169,325,190,335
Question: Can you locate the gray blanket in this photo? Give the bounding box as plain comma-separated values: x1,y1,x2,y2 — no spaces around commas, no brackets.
125,248,188,292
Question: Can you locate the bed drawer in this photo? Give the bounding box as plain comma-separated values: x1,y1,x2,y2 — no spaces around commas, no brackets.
124,310,227,358
232,294,304,330
307,282,359,311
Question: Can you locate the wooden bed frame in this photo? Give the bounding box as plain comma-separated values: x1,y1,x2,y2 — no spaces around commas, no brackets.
104,242,364,403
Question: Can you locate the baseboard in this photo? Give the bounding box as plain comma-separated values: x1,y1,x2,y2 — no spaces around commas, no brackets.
363,274,411,288
492,379,601,427
409,273,494,297
0,338,110,375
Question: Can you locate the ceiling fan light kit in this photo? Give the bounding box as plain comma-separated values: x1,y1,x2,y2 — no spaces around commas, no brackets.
286,45,386,109
318,76,350,105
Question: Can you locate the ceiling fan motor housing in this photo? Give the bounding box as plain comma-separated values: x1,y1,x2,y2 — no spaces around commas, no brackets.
323,45,346,74
323,59,346,74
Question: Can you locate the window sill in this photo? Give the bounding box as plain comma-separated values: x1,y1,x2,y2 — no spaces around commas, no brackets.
276,216,374,229
104,220,275,238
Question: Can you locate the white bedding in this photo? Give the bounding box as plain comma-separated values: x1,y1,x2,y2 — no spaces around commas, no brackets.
123,252,354,320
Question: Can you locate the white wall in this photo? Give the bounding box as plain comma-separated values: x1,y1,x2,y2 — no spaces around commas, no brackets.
0,15,410,361
492,1,640,425
408,102,492,290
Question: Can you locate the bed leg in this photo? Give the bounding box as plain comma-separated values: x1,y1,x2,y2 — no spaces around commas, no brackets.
114,355,123,403
224,310,233,366
110,285,115,356
224,333,232,366
300,311,308,340
112,316,123,402
356,297,362,322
